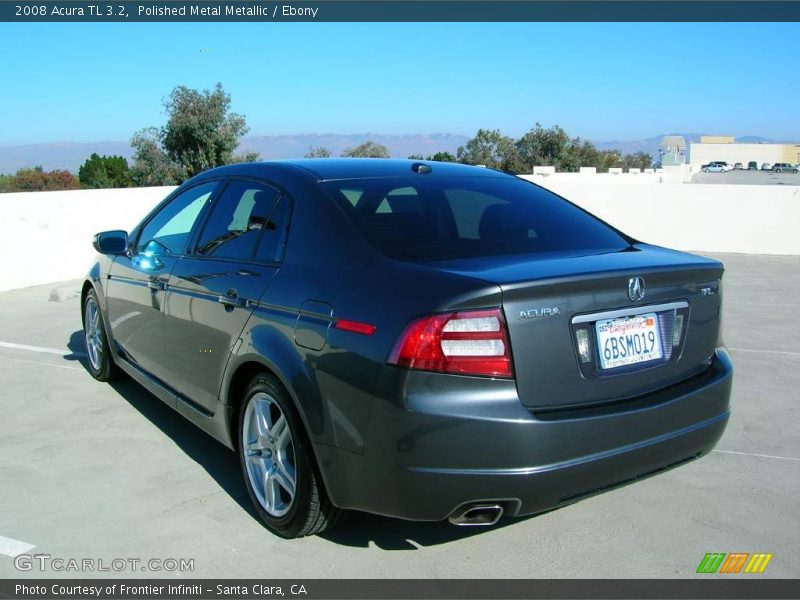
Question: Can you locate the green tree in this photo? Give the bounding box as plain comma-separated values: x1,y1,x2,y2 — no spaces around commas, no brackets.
130,128,185,186
622,151,654,170
131,83,258,185
597,149,624,172
408,151,456,162
305,146,331,158
341,141,390,158
0,173,13,192
559,138,601,172
162,83,254,177
78,153,132,188
430,151,456,163
229,150,261,164
514,123,569,172
456,129,518,172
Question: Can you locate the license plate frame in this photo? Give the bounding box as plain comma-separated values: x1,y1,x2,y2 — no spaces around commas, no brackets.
595,312,663,370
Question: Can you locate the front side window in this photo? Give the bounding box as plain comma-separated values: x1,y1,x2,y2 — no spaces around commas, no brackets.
322,176,630,262
194,180,280,261
136,181,219,255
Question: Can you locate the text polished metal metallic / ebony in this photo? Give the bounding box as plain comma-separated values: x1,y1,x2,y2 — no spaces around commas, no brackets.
82,159,732,538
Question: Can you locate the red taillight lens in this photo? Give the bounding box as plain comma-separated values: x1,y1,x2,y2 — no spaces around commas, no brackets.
388,308,513,378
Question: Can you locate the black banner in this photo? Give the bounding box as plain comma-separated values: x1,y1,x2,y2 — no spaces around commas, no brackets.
4,1,800,22
2,579,800,600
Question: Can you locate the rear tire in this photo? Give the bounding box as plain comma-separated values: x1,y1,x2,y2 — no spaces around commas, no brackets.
238,374,343,538
82,289,119,382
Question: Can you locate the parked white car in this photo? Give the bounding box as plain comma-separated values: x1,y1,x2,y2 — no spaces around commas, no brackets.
701,161,732,172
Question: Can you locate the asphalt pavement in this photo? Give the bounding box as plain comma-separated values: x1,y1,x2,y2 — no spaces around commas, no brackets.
691,169,800,185
0,253,798,578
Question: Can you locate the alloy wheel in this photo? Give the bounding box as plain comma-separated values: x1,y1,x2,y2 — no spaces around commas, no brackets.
84,297,104,371
242,392,297,517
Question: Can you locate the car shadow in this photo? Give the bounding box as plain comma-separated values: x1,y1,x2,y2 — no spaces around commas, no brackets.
66,329,536,549
106,375,262,521
66,330,259,523
65,330,90,366
320,511,535,550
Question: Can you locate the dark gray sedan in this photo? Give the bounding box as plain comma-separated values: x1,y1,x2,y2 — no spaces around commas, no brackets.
83,159,732,538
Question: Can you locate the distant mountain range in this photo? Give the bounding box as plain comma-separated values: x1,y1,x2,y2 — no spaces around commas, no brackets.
0,132,783,174
0,133,469,174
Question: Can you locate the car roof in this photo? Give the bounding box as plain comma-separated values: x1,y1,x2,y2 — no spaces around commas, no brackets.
200,158,511,182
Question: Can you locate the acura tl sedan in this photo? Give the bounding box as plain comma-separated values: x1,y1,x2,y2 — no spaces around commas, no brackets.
83,159,732,538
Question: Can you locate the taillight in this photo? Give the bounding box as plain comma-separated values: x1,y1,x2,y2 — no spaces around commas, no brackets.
388,308,513,378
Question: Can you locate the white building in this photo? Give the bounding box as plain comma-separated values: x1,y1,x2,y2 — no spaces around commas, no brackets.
690,136,800,170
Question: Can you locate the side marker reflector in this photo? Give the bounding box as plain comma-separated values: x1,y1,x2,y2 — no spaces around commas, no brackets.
335,319,377,336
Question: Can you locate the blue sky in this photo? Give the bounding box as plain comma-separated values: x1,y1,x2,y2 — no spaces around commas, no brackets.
1,22,799,144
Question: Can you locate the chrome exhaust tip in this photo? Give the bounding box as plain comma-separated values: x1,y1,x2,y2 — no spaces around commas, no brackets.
448,503,503,526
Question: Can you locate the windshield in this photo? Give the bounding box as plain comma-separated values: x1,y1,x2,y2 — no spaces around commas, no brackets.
322,176,630,262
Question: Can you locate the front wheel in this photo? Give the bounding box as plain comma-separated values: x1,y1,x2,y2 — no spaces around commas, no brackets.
83,289,118,381
238,374,342,538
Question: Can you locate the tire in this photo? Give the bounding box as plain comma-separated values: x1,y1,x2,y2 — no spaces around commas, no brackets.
238,374,343,538
793,170,798,174
82,288,119,381
776,169,782,173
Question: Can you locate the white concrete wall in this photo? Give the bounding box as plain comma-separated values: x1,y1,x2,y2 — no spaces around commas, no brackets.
525,171,667,185
0,186,175,291
1,180,798,292
520,175,800,256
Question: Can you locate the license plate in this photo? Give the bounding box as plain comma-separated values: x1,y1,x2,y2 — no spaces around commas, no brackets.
595,312,663,370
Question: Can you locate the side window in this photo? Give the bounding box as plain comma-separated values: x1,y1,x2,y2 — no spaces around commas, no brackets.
195,180,280,261
254,196,291,263
136,181,218,255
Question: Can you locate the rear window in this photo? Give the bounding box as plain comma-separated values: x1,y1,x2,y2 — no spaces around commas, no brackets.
321,176,629,261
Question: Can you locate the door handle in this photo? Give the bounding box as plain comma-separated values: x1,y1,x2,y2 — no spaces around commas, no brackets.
147,279,166,291
218,289,246,308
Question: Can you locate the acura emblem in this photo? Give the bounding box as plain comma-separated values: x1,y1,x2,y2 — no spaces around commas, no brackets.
628,276,645,302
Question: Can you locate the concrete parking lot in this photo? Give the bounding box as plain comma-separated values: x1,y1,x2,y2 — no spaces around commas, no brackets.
0,253,798,579
691,169,800,185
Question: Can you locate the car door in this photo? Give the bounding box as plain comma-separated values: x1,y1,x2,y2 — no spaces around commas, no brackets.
163,178,291,414
105,181,220,383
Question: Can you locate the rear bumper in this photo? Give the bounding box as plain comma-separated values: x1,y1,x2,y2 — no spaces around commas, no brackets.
319,348,732,521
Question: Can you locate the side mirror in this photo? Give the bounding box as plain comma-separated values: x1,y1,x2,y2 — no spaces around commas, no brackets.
93,230,129,255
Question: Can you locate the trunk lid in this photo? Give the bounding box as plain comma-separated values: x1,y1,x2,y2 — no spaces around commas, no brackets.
430,244,724,410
